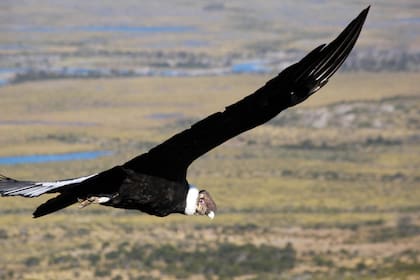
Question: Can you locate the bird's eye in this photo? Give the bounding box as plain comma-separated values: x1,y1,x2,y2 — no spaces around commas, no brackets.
199,198,205,204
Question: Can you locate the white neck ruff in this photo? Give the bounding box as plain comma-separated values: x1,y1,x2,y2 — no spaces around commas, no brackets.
184,185,199,215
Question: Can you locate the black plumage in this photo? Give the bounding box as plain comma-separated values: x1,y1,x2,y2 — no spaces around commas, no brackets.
0,7,369,219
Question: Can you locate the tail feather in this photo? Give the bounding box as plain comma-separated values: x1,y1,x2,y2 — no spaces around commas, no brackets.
0,173,97,197
33,193,78,218
1,166,127,217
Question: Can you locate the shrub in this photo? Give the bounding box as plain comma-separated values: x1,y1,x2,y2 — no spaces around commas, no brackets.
105,250,120,260
85,253,101,265
94,268,110,277
24,256,41,267
313,255,334,267
0,229,8,239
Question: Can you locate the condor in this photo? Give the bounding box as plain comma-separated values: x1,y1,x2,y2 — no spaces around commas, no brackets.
0,7,369,219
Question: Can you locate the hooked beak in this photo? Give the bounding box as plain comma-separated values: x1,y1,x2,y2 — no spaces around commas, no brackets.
207,211,215,220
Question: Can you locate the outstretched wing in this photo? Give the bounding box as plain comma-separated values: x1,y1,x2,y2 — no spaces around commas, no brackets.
123,7,369,182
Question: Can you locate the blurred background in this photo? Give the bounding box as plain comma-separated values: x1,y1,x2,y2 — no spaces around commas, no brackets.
0,1,419,279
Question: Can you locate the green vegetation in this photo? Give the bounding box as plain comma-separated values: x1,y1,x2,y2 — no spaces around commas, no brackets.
0,72,418,279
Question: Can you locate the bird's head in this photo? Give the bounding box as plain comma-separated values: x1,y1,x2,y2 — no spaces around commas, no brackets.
196,190,217,219
185,186,217,219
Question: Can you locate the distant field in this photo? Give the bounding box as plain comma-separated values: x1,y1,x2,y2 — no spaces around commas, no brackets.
2,0,419,54
0,72,419,279
1,0,419,86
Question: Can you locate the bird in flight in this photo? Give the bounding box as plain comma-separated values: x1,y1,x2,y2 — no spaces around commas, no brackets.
0,7,369,219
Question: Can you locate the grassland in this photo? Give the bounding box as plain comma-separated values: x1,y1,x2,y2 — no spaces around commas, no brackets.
0,72,419,279
1,1,419,279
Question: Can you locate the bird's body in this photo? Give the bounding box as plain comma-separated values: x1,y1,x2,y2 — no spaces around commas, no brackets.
0,7,369,219
87,167,191,217
1,165,196,218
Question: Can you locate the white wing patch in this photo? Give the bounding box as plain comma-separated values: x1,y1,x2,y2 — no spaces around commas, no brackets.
2,174,97,197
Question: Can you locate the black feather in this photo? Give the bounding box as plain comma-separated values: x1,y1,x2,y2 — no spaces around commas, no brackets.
33,193,77,218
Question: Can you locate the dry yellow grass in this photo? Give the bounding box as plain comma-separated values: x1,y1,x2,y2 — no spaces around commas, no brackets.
0,73,419,279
